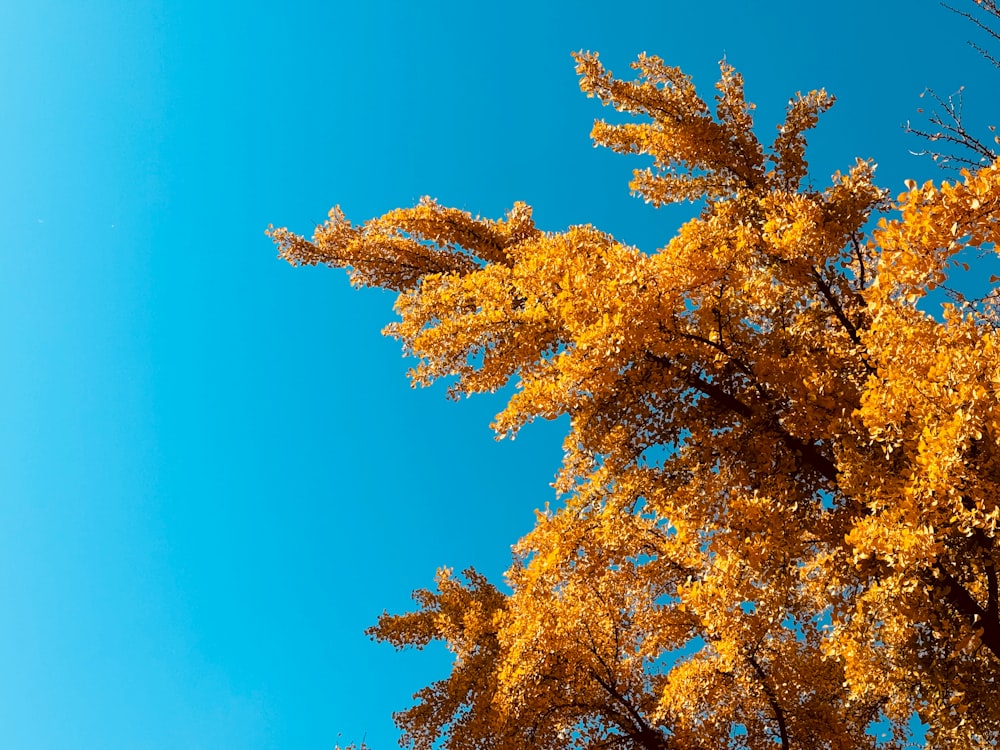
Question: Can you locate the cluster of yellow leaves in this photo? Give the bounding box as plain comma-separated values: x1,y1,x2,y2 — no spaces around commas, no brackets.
271,54,1000,749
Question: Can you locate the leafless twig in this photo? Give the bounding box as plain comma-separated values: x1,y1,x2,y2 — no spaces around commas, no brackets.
906,2,1000,170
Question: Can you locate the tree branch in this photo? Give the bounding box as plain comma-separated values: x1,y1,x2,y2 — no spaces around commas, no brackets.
586,667,671,750
746,653,790,750
930,564,1000,660
809,266,870,357
645,353,838,483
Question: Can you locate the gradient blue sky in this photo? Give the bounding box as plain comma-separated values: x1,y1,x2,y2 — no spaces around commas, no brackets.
1,2,997,748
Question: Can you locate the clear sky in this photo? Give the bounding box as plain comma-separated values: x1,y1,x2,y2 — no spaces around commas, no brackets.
1,1,997,748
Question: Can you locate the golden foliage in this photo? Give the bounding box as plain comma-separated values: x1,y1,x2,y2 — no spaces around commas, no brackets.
270,54,1000,749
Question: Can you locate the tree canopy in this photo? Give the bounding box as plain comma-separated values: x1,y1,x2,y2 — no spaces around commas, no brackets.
269,40,1000,750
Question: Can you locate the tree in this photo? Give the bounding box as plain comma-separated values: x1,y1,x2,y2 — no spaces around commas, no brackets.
269,46,1000,750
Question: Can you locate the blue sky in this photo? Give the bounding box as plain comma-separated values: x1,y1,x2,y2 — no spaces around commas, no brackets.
1,1,997,748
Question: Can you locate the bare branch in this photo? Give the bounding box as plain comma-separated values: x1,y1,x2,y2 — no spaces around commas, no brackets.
906,88,997,171
943,1,1000,63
